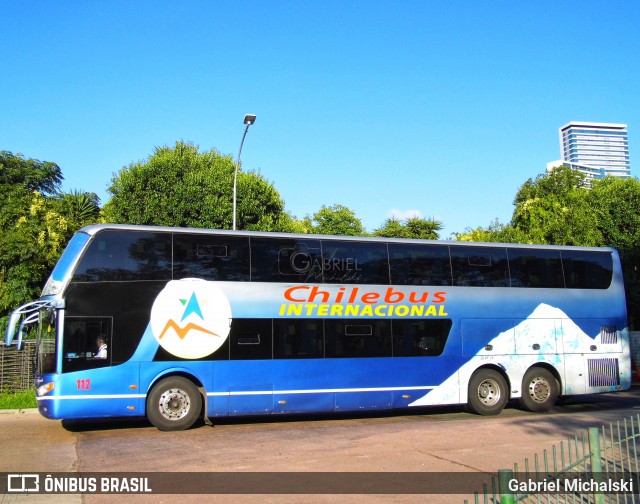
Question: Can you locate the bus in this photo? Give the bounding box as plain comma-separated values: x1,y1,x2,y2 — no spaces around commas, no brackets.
4,224,631,431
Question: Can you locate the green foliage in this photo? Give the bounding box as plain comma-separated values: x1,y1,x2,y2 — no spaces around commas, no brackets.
103,141,287,231
0,150,62,196
514,165,588,205
0,152,99,328
373,217,442,239
55,190,101,230
1,153,64,324
588,177,640,329
511,166,601,246
308,204,365,236
588,176,640,254
454,219,529,243
0,389,37,409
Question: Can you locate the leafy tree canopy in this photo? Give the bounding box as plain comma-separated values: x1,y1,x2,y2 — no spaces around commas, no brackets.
102,141,288,231
373,217,442,239
0,153,99,327
510,166,601,246
454,219,529,243
307,204,365,236
0,150,62,196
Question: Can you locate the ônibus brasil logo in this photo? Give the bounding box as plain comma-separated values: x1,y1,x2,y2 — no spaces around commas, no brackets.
150,280,232,359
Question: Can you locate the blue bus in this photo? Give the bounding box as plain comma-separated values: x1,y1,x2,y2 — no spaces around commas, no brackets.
5,224,631,430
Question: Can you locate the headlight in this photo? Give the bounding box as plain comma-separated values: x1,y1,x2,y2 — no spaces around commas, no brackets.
37,382,54,396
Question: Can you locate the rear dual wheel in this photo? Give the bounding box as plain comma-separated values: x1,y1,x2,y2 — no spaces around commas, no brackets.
520,367,559,413
467,369,508,416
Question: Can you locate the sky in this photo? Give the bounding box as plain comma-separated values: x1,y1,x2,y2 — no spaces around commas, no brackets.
2,1,639,238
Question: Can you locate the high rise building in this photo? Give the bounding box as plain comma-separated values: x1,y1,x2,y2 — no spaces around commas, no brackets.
547,122,630,182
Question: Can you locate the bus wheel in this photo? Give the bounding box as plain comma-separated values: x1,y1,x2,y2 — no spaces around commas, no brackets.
468,369,508,416
520,367,559,413
147,376,202,431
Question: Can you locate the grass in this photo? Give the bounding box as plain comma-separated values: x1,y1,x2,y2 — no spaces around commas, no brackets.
0,389,37,409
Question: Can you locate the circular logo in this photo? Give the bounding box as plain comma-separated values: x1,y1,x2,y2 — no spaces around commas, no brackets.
150,280,232,359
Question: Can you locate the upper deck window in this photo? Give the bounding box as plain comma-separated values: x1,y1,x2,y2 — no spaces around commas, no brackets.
174,234,250,281
320,241,389,284
73,230,171,281
562,250,613,289
450,246,509,287
508,248,564,288
388,243,451,286
250,238,322,282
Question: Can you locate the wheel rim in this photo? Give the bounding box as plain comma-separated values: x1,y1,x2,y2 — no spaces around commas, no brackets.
527,377,551,403
158,387,191,421
476,378,501,406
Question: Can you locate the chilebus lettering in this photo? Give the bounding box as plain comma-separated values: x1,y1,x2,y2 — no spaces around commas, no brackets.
284,286,446,305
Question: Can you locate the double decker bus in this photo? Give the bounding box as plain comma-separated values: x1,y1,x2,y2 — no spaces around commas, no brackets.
5,224,631,430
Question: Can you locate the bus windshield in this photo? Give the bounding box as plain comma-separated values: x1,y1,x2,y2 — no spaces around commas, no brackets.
37,307,58,375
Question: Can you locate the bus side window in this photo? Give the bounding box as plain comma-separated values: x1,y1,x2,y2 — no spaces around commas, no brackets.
392,319,452,357
450,246,509,287
173,235,250,281
229,319,273,360
562,250,613,289
388,244,452,286
62,317,112,372
250,238,322,282
508,248,563,288
273,319,324,359
320,241,389,284
73,231,171,281
325,319,391,358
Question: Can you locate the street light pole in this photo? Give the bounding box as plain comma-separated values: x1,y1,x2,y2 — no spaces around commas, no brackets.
232,114,256,231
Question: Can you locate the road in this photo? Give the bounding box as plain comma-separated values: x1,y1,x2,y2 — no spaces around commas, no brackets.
2,388,640,504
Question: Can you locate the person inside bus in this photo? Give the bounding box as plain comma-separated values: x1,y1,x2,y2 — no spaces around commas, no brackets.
95,336,108,359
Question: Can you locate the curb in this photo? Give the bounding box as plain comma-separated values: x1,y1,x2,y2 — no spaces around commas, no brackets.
0,408,39,415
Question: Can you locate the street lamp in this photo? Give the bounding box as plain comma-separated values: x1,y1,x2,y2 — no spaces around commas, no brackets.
232,114,257,230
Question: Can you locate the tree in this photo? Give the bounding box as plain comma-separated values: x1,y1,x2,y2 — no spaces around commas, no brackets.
0,153,66,326
510,166,602,246
589,176,640,254
102,141,288,231
0,153,101,330
588,177,640,329
373,217,442,239
308,204,365,236
55,190,101,231
454,219,529,243
0,150,62,196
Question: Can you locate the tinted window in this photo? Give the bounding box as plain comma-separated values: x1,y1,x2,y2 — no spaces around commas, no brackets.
173,234,250,281
73,230,172,281
62,317,112,372
451,246,509,287
388,244,451,286
229,319,273,360
508,248,564,288
321,241,389,284
251,238,323,282
274,319,324,358
325,319,391,358
392,319,452,356
563,250,613,289
65,281,165,365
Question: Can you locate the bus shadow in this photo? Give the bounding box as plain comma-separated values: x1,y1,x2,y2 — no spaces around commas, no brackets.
62,416,153,432
60,388,640,433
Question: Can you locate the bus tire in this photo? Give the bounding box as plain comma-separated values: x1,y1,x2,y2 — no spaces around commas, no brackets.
520,367,559,413
146,376,202,431
467,369,508,416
